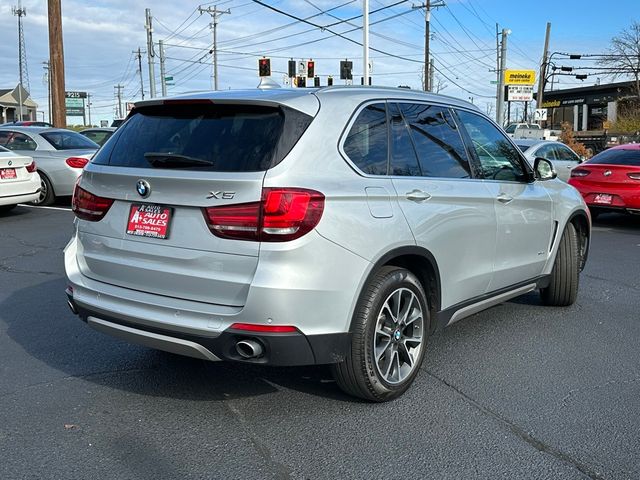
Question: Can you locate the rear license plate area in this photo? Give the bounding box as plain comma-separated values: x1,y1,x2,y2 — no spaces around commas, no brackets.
126,204,172,239
593,194,613,205
0,168,17,180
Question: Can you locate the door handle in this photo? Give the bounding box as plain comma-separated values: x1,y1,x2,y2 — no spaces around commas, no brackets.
406,189,431,202
566,165,573,169
496,193,514,204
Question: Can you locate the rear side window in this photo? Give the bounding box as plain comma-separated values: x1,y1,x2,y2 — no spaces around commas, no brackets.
399,103,470,178
94,103,312,171
343,103,388,175
2,132,37,151
41,131,98,150
586,148,640,166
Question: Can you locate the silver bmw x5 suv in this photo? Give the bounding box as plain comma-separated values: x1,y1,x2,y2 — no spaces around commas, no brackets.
65,86,590,401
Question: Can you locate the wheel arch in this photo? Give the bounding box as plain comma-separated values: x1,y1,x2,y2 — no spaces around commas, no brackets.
350,246,442,334
567,209,590,271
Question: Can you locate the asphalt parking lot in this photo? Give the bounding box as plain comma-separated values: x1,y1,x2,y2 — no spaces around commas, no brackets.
1,204,638,480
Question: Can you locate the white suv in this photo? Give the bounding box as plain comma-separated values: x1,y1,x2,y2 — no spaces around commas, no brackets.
65,86,590,401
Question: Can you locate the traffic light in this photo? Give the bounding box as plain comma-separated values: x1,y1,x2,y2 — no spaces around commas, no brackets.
296,76,306,88
340,60,353,80
288,59,296,78
327,76,333,86
258,58,271,77
307,60,315,78
314,76,320,87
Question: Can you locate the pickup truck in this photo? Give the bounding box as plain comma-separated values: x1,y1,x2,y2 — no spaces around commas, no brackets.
505,123,558,141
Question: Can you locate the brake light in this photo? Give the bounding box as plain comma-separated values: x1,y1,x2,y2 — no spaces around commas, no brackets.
66,157,89,169
25,161,37,173
229,323,299,333
203,187,324,242
627,172,640,180
571,169,590,177
72,184,114,221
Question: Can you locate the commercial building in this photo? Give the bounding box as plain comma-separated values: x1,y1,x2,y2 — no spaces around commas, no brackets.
0,85,38,123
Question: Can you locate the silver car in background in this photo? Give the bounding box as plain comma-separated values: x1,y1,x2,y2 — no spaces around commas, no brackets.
65,86,590,401
0,145,40,212
0,126,99,205
515,139,583,182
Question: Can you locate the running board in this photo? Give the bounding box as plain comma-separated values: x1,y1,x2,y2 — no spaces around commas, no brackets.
446,283,537,327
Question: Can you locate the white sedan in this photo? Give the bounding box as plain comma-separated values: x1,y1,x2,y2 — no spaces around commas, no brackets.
0,145,41,212
514,139,583,182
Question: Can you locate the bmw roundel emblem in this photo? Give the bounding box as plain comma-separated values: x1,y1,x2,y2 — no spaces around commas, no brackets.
8,160,12,166
136,179,151,198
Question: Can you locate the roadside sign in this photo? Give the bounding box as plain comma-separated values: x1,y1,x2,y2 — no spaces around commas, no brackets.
507,85,534,102
65,91,87,99
164,76,173,81
504,69,536,85
65,97,84,116
100,120,108,127
489,80,498,84
533,109,548,121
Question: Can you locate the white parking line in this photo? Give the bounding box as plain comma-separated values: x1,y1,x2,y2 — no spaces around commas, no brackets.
18,204,72,212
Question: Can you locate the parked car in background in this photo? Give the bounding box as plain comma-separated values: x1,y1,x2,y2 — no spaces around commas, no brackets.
0,145,40,212
515,139,583,182
9,121,54,127
79,127,116,147
65,86,590,402
0,126,99,205
569,143,640,217
505,122,558,141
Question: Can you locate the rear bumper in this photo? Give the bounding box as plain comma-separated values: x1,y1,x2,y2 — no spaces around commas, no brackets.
0,173,40,206
64,231,367,365
0,190,40,206
569,181,640,211
66,289,350,365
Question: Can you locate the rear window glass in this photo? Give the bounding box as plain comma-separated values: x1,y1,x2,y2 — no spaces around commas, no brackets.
586,148,640,166
94,103,312,171
41,131,99,150
515,144,531,152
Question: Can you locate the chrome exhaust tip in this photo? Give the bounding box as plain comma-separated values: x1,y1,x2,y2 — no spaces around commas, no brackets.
235,339,264,359
67,299,78,315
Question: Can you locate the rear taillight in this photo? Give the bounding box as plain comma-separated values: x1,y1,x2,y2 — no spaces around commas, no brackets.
571,169,590,177
203,187,325,242
66,157,89,169
627,172,640,180
25,161,37,173
72,184,114,221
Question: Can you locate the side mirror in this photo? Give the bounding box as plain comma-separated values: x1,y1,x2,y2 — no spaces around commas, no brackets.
534,157,557,181
579,155,586,163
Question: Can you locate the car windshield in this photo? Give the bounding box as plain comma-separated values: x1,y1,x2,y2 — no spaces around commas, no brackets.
586,148,640,166
41,130,99,150
505,124,517,133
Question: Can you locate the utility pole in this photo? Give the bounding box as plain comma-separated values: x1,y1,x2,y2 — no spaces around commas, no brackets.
159,40,167,96
536,22,551,112
496,28,510,127
198,5,231,90
429,58,435,93
412,0,445,91
87,93,92,126
134,47,145,100
145,9,156,98
42,61,51,124
114,85,124,119
363,0,369,85
48,0,66,127
13,2,29,121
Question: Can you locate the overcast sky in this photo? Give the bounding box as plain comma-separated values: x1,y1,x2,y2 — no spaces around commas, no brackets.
0,0,637,124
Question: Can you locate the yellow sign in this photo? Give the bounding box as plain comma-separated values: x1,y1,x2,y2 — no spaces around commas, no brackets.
541,100,561,108
504,69,536,85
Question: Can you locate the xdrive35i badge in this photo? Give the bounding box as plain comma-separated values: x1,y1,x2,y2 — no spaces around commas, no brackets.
136,179,151,198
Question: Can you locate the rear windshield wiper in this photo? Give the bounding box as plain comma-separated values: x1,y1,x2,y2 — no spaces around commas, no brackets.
144,152,214,168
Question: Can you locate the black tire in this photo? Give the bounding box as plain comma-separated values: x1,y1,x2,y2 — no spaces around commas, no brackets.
31,173,55,206
540,222,579,306
0,204,17,213
332,266,429,402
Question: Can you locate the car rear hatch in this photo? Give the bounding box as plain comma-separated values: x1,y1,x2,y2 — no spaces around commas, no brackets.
73,99,314,307
572,160,640,207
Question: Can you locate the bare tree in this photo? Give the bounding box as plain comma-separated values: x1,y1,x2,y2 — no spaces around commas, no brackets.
599,21,640,97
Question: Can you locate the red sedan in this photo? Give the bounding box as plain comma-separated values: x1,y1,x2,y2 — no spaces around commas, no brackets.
569,143,640,216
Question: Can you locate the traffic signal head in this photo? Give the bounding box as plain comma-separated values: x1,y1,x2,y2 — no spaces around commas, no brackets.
288,59,296,78
327,76,333,86
314,76,320,87
307,60,315,78
340,60,353,80
259,58,271,77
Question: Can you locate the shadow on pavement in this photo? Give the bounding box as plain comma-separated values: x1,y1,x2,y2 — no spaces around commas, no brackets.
592,211,640,230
